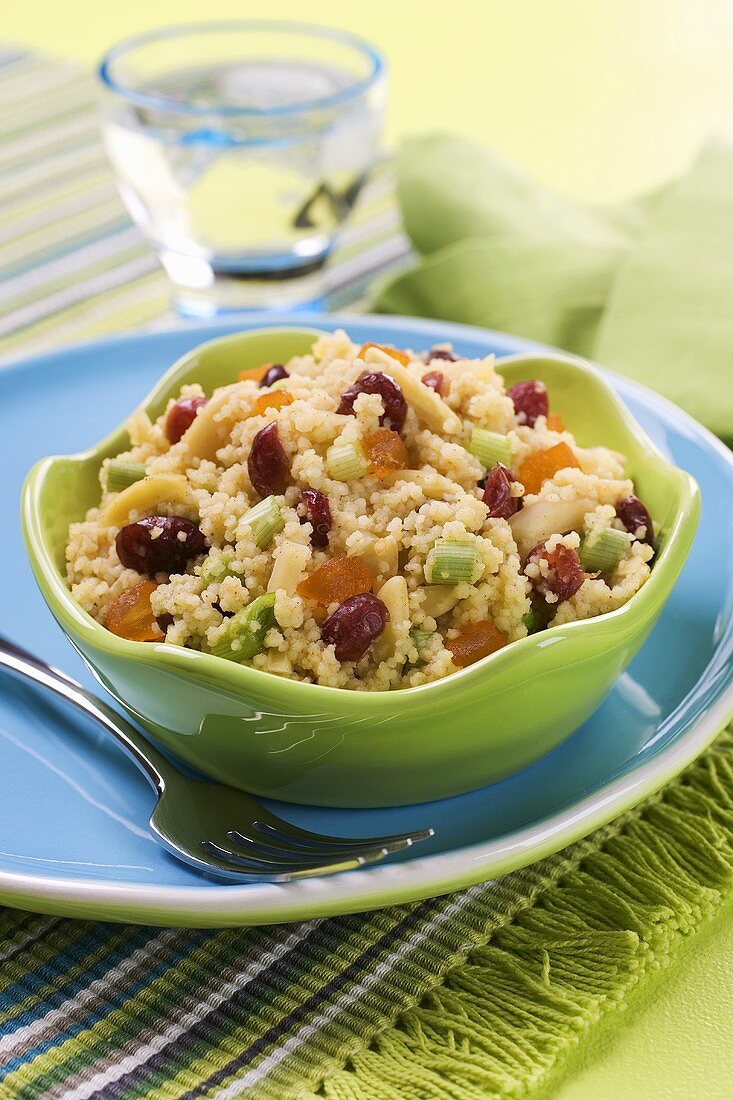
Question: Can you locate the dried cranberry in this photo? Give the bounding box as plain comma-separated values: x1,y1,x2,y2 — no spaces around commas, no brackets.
156,613,174,633
482,463,520,519
321,592,389,662
248,423,289,498
165,396,208,444
423,347,457,362
525,541,584,602
421,370,446,396
616,495,654,546
260,364,288,388
507,380,549,428
116,516,206,576
299,488,332,548
337,372,407,433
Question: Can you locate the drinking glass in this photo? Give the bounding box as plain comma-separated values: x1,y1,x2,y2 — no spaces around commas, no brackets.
98,22,387,316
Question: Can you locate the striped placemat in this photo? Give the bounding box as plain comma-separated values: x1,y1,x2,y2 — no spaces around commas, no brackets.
3,45,733,1100
0,45,410,366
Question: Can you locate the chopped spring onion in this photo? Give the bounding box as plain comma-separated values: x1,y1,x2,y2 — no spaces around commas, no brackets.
326,440,367,481
106,460,146,493
200,549,235,588
522,609,538,633
409,627,434,655
269,377,293,391
580,527,630,573
428,539,478,584
468,428,512,469
240,496,285,548
208,593,277,662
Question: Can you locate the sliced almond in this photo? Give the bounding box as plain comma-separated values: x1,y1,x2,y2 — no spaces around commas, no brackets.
266,651,293,676
419,584,460,618
509,497,596,558
358,535,399,586
363,350,463,435
267,540,312,596
103,473,193,527
177,384,242,463
380,468,459,499
373,575,410,663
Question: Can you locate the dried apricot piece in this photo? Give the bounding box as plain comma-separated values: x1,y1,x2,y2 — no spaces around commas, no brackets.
253,390,294,415
364,428,409,478
357,342,411,366
297,556,373,605
519,442,580,495
546,412,565,432
448,620,508,667
238,363,270,383
106,580,160,642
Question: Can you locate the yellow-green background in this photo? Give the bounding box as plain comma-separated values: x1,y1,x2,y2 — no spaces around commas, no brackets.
7,0,733,204
5,0,733,1095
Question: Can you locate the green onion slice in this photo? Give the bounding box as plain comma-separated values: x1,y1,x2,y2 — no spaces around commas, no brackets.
580,527,631,573
407,627,434,668
200,549,236,588
106,460,146,493
522,609,538,633
240,496,285,548
428,539,478,584
209,592,277,662
326,441,367,482
468,428,512,469
410,627,434,654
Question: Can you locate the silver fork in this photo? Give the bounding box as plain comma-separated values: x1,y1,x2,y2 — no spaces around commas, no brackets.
0,635,433,882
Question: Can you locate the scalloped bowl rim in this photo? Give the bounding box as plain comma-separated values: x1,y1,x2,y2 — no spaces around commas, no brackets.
22,330,699,707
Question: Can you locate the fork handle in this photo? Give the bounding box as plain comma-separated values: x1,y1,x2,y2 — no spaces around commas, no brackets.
0,633,169,792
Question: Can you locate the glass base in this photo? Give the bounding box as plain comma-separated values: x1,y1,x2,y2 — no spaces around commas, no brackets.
173,281,328,318
162,248,331,317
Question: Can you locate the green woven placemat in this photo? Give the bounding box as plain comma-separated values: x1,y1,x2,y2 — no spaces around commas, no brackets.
3,47,733,1100
2,729,733,1099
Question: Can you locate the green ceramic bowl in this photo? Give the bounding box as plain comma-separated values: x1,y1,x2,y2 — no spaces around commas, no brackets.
22,328,699,807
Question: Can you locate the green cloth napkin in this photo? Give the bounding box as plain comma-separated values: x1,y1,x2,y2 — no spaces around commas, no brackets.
376,133,733,445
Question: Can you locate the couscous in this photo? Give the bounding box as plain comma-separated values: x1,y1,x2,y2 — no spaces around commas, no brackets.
66,331,656,690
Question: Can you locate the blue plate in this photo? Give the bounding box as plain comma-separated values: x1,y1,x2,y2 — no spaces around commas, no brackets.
2,313,732,926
